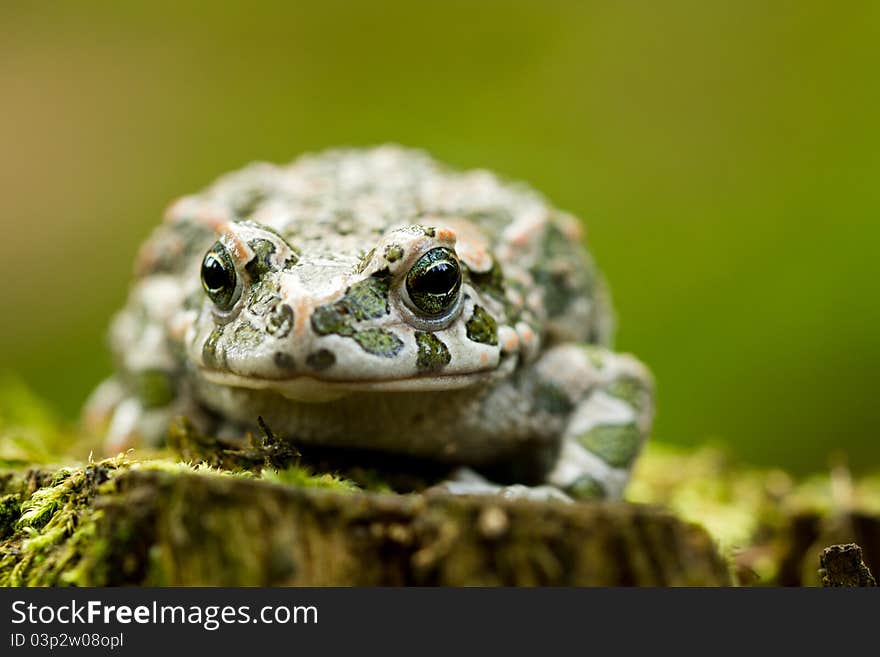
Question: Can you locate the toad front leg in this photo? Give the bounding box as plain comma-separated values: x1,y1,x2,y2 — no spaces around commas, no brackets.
540,344,654,500
440,344,653,501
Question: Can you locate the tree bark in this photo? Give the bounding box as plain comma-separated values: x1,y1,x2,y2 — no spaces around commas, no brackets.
89,469,731,586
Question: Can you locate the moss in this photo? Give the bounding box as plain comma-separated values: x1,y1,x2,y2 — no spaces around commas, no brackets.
261,466,358,492
96,468,729,586
0,444,359,586
628,442,880,585
0,379,878,587
3,423,877,586
0,456,128,586
0,494,21,538
631,445,782,540
167,417,299,472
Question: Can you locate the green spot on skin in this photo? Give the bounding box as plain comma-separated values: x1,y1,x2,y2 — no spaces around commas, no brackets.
581,346,605,370
578,423,642,469
469,260,505,302
534,381,573,415
354,248,376,274
266,304,294,338
465,305,498,345
352,328,403,358
567,474,607,500
415,332,451,372
530,267,571,317
384,243,404,263
133,369,175,409
543,221,572,259
239,221,298,261
234,321,265,348
532,221,597,318
202,328,226,369
335,276,390,321
245,239,276,281
311,306,353,337
247,280,281,316
311,276,391,337
232,188,268,218
607,377,649,411
305,349,336,371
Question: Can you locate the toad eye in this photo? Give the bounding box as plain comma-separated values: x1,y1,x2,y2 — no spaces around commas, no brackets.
201,242,240,311
405,247,462,316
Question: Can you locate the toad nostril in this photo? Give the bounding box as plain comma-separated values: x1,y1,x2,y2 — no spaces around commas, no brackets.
305,349,336,371
273,351,296,371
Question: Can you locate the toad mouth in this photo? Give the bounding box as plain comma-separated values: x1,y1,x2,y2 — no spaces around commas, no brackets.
198,367,493,401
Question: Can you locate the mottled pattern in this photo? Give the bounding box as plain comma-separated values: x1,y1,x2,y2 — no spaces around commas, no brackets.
89,145,654,502
311,276,391,336
415,332,451,372
465,305,498,345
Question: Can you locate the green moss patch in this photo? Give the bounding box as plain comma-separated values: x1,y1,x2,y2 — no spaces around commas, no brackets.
0,456,128,586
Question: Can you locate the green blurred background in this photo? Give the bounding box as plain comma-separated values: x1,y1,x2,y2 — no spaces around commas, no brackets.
2,1,878,473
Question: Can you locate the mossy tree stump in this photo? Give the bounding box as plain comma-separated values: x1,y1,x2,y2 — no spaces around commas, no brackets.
85,469,729,586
